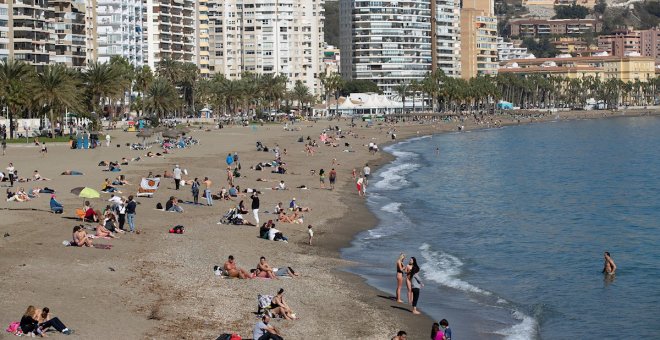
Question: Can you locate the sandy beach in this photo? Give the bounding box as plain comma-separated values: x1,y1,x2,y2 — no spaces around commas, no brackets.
1,108,658,339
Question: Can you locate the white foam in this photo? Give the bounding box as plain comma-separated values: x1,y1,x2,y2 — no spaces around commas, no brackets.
373,162,420,190
419,243,491,295
495,310,539,340
381,202,402,214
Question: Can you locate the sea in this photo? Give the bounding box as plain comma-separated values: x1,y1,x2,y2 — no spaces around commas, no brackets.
342,115,660,339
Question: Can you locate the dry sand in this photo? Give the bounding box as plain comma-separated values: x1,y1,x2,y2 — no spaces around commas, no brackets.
1,108,657,339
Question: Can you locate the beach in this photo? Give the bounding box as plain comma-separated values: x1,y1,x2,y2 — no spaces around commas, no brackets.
1,108,658,339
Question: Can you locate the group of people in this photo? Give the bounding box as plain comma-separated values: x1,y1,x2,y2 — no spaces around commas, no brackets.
14,306,73,336
219,255,298,280
395,253,423,315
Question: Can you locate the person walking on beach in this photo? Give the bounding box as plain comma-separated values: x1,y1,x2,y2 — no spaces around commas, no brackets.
126,195,137,233
173,165,182,190
251,192,260,225
396,253,406,303
7,162,15,187
191,177,200,204
203,177,213,206
408,256,423,314
226,153,234,168
603,251,616,275
319,168,325,189
308,225,314,245
363,163,371,186
329,168,337,190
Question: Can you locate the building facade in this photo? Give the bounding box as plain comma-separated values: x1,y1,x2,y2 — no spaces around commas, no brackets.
208,0,325,94
340,0,461,95
510,18,602,38
196,0,210,77
497,37,534,61
499,56,655,82
95,0,145,66
460,0,497,79
52,0,87,68
2,0,56,67
598,27,660,61
144,0,196,69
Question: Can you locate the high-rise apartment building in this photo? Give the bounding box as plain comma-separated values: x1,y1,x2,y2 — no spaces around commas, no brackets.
85,0,97,65
144,0,196,69
208,0,325,94
2,0,56,67
52,0,87,68
196,0,210,77
95,0,145,66
460,0,497,79
0,2,10,61
340,0,461,96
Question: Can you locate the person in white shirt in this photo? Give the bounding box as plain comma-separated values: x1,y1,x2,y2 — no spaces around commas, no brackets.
363,163,371,185
108,194,122,205
105,134,111,147
308,225,314,245
173,165,182,190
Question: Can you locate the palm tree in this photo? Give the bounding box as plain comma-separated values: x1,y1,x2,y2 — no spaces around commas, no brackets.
179,63,199,115
133,65,154,116
84,62,124,124
320,72,343,116
157,58,183,85
144,78,179,118
213,75,244,116
109,56,134,118
394,83,410,114
34,64,83,135
0,59,35,138
293,80,311,115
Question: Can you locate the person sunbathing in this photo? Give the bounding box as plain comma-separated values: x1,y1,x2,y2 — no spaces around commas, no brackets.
223,255,252,279
61,170,84,175
255,256,278,279
96,220,118,238
112,175,130,186
8,187,30,202
32,170,51,181
72,226,93,247
120,157,129,165
101,178,120,193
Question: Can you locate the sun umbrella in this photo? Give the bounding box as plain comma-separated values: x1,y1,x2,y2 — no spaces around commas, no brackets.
70,187,100,199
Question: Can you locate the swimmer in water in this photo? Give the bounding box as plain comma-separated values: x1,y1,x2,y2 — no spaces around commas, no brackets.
602,251,616,275
435,147,440,156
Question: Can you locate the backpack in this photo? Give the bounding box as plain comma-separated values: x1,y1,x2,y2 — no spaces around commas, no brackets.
169,225,185,234
156,202,163,210
5,321,20,334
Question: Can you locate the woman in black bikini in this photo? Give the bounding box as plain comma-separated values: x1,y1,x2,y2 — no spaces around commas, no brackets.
270,288,295,320
396,253,406,303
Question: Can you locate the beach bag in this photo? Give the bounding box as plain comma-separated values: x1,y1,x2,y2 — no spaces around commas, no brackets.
5,321,20,334
257,294,273,313
156,202,163,210
169,225,185,234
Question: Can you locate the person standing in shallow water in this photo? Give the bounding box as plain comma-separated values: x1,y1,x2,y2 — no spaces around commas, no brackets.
603,251,616,275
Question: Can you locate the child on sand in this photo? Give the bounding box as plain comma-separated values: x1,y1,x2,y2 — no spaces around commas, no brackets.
308,225,314,245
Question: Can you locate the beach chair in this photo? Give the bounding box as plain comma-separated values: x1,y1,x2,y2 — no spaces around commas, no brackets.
75,208,85,220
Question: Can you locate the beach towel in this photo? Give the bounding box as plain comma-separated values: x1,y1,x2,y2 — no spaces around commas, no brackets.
137,177,160,197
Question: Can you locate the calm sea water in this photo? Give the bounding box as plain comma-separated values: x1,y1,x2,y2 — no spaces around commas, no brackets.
342,116,660,339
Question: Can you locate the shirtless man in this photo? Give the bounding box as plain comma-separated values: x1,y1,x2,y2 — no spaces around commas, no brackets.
224,255,251,279
203,177,213,206
603,251,616,275
256,256,278,279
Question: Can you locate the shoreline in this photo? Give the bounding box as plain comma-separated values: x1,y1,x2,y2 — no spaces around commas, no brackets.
0,109,658,339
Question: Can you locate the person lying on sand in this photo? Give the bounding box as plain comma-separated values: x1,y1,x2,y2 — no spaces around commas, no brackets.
61,170,84,175
72,225,93,247
7,187,30,202
112,175,130,186
120,158,129,165
224,255,252,279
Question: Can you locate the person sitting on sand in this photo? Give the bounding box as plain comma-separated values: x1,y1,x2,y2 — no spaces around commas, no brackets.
72,226,93,247
253,315,283,340
260,220,275,239
102,210,124,234
238,200,249,214
37,307,73,335
274,202,284,214
101,178,120,193
112,175,130,186
273,180,287,190
61,170,84,175
255,256,278,279
83,201,99,222
269,288,295,320
7,187,30,202
268,225,288,242
165,196,184,213
228,185,238,197
32,170,50,181
224,255,252,279
120,158,129,165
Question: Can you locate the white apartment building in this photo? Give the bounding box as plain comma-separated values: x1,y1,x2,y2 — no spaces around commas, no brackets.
95,0,145,66
340,0,461,95
52,0,87,68
2,0,56,67
0,2,9,61
208,0,325,95
144,0,196,69
196,0,210,77
497,37,534,62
